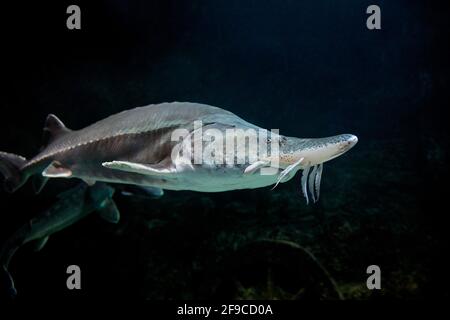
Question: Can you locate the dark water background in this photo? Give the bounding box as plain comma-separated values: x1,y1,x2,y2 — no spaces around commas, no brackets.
0,0,449,299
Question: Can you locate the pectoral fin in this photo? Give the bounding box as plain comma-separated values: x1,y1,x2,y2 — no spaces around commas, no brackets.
32,236,49,252
102,161,174,176
42,161,72,178
244,160,271,175
271,157,304,190
98,199,120,224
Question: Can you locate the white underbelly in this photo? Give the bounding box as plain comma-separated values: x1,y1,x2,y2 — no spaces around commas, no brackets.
162,165,283,192
74,164,285,193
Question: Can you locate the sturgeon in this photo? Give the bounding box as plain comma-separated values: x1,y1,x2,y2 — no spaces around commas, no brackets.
0,102,358,202
0,182,118,297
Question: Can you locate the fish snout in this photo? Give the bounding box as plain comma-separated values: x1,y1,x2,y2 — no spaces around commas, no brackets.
307,133,358,165
278,134,358,167
337,134,358,152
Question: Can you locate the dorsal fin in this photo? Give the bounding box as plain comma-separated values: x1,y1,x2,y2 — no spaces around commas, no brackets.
42,114,71,148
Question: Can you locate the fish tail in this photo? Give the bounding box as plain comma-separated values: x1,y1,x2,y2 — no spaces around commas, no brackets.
0,151,28,193
0,264,17,299
0,239,19,299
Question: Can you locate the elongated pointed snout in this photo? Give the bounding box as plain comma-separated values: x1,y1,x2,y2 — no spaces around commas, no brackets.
280,133,358,167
